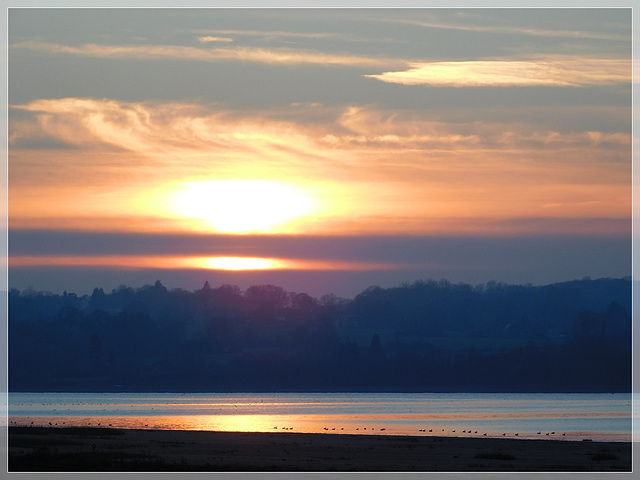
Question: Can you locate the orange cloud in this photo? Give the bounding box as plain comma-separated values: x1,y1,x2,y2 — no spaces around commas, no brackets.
9,255,404,271
9,99,630,236
198,36,233,43
366,57,630,87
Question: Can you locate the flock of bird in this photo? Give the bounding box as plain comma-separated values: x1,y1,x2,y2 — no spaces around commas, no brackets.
268,424,566,438
12,417,568,439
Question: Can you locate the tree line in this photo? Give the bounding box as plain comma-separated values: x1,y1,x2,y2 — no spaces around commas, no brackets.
8,277,631,392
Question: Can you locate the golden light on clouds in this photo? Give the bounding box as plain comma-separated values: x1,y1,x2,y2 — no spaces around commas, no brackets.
12,41,394,67
198,36,234,43
366,57,630,87
9,255,404,272
12,42,629,86
9,97,630,236
8,255,287,271
6,9,632,295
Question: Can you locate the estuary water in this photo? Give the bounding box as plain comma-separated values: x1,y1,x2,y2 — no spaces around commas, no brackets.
7,392,632,442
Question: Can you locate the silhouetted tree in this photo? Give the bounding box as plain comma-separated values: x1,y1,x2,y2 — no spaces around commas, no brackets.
7,277,631,392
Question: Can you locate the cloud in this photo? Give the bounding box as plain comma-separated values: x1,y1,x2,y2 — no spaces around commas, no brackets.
8,228,631,261
13,41,628,89
8,254,403,272
10,98,326,159
198,36,233,43
193,29,340,40
7,230,632,299
11,41,393,67
388,18,630,42
12,99,629,180
365,57,630,87
330,105,630,153
9,99,630,236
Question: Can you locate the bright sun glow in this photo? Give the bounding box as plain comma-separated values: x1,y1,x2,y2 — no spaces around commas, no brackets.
171,180,313,233
198,256,282,270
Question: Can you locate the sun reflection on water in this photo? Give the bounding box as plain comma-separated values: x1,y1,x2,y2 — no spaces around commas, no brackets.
8,393,632,442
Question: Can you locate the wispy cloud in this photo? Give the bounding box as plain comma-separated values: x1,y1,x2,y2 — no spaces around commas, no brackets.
198,35,233,43
193,29,340,40
379,15,630,42
12,99,629,165
365,57,630,87
9,98,630,235
330,105,630,151
11,98,314,153
11,41,393,67
12,41,629,89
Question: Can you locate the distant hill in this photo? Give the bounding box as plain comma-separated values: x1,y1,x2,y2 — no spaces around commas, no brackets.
8,277,631,393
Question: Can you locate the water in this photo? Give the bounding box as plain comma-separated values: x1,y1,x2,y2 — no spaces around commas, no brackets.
7,392,632,442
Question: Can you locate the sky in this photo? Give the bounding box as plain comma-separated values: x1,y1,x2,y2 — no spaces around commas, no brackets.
7,7,632,298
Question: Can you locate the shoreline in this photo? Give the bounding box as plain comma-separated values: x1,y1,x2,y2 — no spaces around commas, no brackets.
8,426,633,472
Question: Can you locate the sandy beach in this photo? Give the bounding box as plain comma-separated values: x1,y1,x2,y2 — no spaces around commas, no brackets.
8,426,632,472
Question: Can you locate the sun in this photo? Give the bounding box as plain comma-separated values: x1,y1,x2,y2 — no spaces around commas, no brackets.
171,180,313,233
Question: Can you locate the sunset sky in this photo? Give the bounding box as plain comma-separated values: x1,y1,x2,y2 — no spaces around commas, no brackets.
8,7,632,297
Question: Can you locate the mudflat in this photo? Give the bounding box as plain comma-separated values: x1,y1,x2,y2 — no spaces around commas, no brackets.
8,426,632,472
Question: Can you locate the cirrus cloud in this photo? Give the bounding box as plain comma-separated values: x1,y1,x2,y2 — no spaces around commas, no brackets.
11,41,396,67
198,35,234,43
383,17,631,42
365,57,630,87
